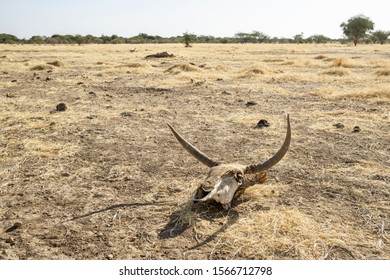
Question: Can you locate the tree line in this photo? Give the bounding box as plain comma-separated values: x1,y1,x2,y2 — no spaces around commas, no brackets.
1,15,388,46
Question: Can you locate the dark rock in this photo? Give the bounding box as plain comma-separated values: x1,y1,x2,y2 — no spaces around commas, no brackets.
254,119,270,129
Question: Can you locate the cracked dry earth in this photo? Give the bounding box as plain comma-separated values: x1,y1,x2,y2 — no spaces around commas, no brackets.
0,44,389,259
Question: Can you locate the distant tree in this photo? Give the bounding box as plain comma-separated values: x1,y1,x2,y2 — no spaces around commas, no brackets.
29,35,45,44
234,31,269,43
183,32,196,47
0,33,19,44
306,34,331,44
74,35,85,45
293,33,304,43
250,30,270,43
371,30,389,44
235,32,251,43
340,14,374,46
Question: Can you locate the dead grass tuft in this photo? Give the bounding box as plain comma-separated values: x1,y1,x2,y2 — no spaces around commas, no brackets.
30,64,54,71
238,66,271,78
321,68,350,76
164,63,200,74
375,68,390,76
314,55,328,60
263,58,285,63
47,60,64,67
116,62,147,68
212,209,369,259
330,57,353,68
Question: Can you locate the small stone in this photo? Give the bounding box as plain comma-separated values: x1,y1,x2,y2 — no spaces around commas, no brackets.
353,126,361,133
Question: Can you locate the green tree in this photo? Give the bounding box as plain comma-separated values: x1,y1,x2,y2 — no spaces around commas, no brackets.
74,35,85,45
29,35,45,44
250,30,270,43
0,33,19,43
183,32,196,47
293,33,304,43
234,32,251,43
340,14,374,46
307,34,331,44
371,30,389,44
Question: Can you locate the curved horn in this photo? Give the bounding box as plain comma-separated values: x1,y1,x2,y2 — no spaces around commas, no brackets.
245,114,291,174
167,124,220,168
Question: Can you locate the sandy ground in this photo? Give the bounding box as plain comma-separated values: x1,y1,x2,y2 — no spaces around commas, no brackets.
0,43,389,259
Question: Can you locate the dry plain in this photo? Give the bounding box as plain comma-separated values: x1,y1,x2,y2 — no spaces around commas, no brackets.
0,43,389,260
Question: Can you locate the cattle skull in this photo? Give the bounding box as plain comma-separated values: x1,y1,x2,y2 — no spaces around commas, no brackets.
168,115,291,209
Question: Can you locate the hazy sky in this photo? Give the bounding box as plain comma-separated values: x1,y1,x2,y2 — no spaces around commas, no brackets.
1,0,389,39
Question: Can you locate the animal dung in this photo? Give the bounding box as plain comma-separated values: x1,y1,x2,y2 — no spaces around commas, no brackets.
245,101,257,107
56,103,67,111
50,103,67,114
13,222,22,228
255,119,270,129
353,126,361,133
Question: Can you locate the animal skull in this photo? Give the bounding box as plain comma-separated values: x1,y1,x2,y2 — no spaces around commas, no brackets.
168,115,291,209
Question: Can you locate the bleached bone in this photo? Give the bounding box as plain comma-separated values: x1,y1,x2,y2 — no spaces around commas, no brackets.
168,115,291,209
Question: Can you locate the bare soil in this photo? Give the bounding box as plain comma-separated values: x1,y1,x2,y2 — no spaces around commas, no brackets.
0,44,389,259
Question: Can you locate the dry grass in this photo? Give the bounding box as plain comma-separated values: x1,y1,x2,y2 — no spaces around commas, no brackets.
321,68,350,76
47,60,65,67
314,55,328,60
30,64,54,71
0,43,389,260
164,63,201,74
330,57,354,68
375,68,390,76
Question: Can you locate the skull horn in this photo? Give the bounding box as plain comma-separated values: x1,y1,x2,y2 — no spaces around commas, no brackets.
168,124,220,168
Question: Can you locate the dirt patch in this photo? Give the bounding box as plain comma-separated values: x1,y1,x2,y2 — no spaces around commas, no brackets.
0,44,389,260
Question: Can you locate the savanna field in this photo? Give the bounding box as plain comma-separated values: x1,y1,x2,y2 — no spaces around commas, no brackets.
0,43,389,260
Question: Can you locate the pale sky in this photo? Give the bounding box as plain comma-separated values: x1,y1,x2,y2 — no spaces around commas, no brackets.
1,0,389,39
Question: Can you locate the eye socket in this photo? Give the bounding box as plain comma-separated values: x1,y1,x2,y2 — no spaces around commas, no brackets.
234,173,243,183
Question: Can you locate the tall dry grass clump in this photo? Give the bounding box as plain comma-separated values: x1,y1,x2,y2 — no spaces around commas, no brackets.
321,68,350,76
330,57,353,68
375,68,390,76
47,60,65,67
164,63,200,74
